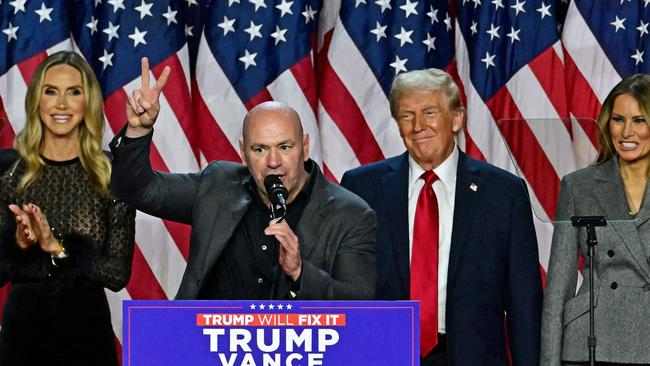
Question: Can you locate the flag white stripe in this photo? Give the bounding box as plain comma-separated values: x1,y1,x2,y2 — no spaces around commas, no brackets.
506,64,580,180
318,103,360,180
327,19,404,159
123,72,199,173
562,1,621,103
267,68,323,165
196,34,248,151
134,211,186,300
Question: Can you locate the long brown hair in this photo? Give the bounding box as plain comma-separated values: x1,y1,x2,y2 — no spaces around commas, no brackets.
595,74,650,164
15,51,110,195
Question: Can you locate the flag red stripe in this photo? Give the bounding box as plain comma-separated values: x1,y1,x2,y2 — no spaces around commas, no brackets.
244,88,273,110
0,97,16,148
322,163,338,183
192,82,241,162
126,244,167,300
528,48,570,121
16,52,48,85
486,88,560,219
563,51,601,149
319,63,385,164
290,56,318,116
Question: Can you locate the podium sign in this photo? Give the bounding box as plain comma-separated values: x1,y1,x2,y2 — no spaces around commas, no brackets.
123,300,419,366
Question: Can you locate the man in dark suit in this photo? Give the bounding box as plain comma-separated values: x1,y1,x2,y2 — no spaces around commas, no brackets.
341,68,542,365
109,59,376,300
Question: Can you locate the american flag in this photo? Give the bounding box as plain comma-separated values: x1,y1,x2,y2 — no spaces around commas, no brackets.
1,0,649,360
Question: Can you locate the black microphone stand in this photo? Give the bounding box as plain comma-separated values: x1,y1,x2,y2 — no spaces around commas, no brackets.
571,216,606,366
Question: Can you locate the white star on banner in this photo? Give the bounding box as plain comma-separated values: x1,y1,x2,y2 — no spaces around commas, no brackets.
259,304,266,310
277,304,284,310
302,5,317,23
218,16,236,35
491,0,504,10
394,27,413,47
631,49,644,65
250,304,256,310
86,16,99,34
355,0,366,7
481,51,496,69
374,0,391,13
511,0,526,16
470,21,478,35
9,0,26,14
107,0,125,13
400,0,418,18
427,6,438,23
422,33,435,52
370,22,387,41
249,0,267,11
444,12,452,31
390,55,408,74
134,0,153,19
98,49,114,70
472,0,481,9
185,0,198,6
486,23,500,40
270,25,287,44
2,22,19,42
185,25,194,37
275,0,293,17
239,49,257,69
244,21,262,41
35,3,54,23
162,6,178,25
536,2,551,19
637,20,649,37
506,26,521,43
128,27,147,47
229,0,240,5
103,21,120,42
610,16,626,32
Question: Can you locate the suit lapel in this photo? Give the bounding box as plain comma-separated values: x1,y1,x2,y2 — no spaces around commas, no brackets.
202,177,253,279
593,160,650,281
381,152,411,296
447,152,481,288
296,168,331,259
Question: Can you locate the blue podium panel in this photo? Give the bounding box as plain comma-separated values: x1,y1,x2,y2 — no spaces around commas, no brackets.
124,300,419,366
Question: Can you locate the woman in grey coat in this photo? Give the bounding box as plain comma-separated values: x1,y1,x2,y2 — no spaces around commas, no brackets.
541,74,650,366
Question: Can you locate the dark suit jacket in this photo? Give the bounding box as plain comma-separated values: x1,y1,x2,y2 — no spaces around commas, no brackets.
341,150,542,366
109,129,376,300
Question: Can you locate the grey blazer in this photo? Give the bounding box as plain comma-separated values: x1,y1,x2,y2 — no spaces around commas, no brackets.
109,129,376,300
541,158,650,365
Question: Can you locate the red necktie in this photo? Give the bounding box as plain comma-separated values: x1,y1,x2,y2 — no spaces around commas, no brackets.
410,171,439,357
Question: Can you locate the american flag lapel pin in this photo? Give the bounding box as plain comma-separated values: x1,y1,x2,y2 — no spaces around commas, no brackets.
470,183,478,192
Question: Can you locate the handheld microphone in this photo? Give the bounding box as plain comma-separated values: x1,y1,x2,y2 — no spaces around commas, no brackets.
264,175,288,219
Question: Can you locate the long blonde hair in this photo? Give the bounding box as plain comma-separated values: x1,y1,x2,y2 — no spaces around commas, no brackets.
595,74,650,164
15,51,111,196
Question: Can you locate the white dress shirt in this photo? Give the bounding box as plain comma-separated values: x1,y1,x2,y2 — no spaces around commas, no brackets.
407,147,458,334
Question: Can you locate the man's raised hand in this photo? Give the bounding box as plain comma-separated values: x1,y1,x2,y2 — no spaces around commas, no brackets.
125,57,171,137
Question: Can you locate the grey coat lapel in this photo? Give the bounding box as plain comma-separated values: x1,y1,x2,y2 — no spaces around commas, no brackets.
593,160,650,281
